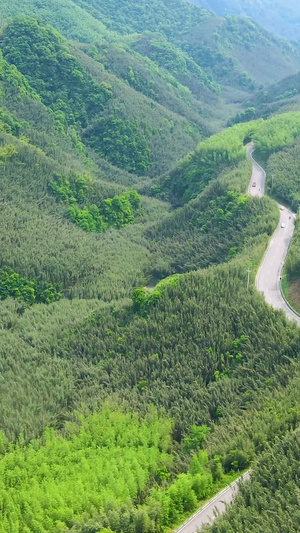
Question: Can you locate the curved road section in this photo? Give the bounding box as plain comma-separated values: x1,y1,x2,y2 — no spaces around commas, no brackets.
176,147,300,533
248,148,300,326
247,144,266,196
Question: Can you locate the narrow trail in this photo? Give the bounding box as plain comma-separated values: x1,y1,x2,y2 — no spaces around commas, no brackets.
175,146,300,533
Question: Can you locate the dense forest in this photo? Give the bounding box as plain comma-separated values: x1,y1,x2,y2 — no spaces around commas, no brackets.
1,0,300,531
205,429,300,532
194,0,300,41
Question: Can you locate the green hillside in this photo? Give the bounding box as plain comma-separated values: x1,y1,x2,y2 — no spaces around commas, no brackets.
2,0,300,531
0,17,207,179
192,0,300,41
1,0,300,136
158,113,300,205
71,0,300,97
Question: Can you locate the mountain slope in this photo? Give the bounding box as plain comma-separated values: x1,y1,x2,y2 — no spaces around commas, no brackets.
1,0,300,134
2,1,300,531
0,17,205,178
192,0,300,41
72,0,300,92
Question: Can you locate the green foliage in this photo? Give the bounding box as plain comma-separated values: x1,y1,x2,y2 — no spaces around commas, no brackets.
1,4,300,530
69,0,300,96
227,107,257,127
68,204,106,233
149,168,278,277
87,39,208,131
0,13,205,178
0,128,160,300
266,137,300,211
0,108,22,136
208,429,300,532
0,268,61,304
131,275,180,313
84,116,151,175
49,173,141,232
163,112,300,204
72,0,209,36
198,0,300,42
49,173,91,205
0,407,173,531
131,32,221,97
184,425,211,452
0,16,112,130
0,48,39,99
60,252,300,444
0,143,17,161
253,112,300,158
285,219,300,281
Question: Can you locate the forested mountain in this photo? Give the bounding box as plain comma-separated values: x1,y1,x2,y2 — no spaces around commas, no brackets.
191,0,300,41
2,0,300,531
1,0,300,135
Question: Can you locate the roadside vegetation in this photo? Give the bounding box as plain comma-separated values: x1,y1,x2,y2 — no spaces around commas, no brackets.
205,428,300,533
157,112,300,205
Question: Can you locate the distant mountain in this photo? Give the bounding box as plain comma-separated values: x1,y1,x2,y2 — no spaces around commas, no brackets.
190,0,300,41
228,70,300,126
1,0,300,140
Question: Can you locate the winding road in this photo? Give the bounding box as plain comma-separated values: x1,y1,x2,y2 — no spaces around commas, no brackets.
248,145,300,326
175,146,300,533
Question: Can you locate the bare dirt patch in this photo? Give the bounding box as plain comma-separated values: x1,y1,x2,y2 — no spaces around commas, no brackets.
287,279,300,314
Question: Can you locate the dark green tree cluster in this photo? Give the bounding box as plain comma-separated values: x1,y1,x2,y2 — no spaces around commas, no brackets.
84,117,151,175
0,17,112,130
0,108,22,136
0,268,61,304
227,107,257,127
0,48,39,100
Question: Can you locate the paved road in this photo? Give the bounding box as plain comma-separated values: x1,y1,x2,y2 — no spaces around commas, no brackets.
175,147,300,533
175,472,250,533
247,144,265,197
248,150,300,325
